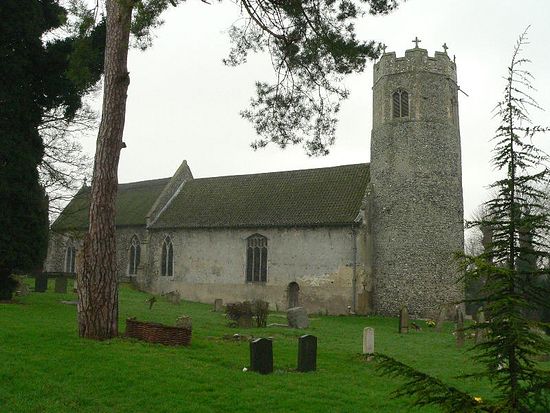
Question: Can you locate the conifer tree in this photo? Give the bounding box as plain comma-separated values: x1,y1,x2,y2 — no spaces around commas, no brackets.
375,28,550,413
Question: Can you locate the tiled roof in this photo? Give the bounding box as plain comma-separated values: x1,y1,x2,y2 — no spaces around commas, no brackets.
51,177,170,231
151,163,369,229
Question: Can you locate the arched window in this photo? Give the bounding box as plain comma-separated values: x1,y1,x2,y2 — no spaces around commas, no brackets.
392,90,409,118
161,236,173,276
128,235,140,275
65,246,76,273
246,234,267,282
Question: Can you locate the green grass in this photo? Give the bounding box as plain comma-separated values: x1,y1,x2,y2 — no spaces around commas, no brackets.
1,281,542,413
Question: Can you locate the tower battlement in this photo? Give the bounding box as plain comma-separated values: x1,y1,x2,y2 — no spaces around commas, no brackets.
373,48,456,85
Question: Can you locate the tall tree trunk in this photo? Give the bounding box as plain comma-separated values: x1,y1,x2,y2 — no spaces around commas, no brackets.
77,0,134,339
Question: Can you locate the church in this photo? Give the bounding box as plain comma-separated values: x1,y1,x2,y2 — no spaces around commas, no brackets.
45,44,464,317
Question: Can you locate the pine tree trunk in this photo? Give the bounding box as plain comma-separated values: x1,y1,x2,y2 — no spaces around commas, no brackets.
77,0,134,339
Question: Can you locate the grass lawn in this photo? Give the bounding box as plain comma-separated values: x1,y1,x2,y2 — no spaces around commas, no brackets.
1,281,546,413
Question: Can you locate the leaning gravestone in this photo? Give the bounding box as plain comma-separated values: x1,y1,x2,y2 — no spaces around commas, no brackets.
297,335,317,372
363,327,374,355
54,276,68,294
435,306,447,333
35,274,48,293
399,306,409,334
287,307,309,329
456,306,465,347
475,309,487,345
165,291,181,305
213,298,224,312
250,338,273,374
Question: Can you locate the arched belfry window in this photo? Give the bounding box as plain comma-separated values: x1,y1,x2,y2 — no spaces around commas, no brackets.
65,245,76,273
128,235,141,275
246,234,267,282
392,90,409,118
161,236,173,276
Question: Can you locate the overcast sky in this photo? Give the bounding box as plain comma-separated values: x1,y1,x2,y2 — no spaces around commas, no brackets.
81,0,550,220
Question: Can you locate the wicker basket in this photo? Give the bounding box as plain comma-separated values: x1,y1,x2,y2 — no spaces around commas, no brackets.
125,318,192,346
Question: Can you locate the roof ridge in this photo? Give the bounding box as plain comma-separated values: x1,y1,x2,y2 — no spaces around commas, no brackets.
190,162,369,182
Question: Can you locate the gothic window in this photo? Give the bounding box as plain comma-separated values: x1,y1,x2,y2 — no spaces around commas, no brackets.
392,90,409,118
128,235,141,275
65,246,76,273
161,236,173,276
246,234,267,282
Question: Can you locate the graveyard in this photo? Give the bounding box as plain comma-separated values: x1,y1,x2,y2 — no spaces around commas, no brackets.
5,281,546,412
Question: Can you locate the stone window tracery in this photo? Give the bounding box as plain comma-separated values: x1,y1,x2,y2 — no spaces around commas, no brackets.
392,90,409,118
65,245,76,273
246,234,267,283
161,236,173,276
128,235,141,275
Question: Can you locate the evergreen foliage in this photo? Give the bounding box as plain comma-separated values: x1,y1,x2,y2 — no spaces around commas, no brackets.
0,0,105,299
374,29,550,412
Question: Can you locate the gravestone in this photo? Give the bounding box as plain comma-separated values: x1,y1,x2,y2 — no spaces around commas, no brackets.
214,298,223,312
165,291,181,305
297,335,317,372
35,274,48,293
456,306,465,347
15,281,30,297
238,314,254,328
54,276,68,294
363,327,374,355
435,306,447,333
475,309,486,345
399,306,409,334
250,338,273,374
176,315,192,329
287,307,309,329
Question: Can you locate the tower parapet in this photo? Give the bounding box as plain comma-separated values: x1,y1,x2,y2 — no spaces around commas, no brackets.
374,48,456,85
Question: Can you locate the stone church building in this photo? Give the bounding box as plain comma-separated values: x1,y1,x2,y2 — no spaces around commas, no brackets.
46,45,464,317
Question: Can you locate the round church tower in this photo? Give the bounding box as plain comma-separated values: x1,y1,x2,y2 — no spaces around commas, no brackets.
370,41,464,317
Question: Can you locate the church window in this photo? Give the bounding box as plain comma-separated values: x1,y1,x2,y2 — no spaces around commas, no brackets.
161,236,173,276
128,236,141,275
65,246,76,273
246,234,267,282
392,90,409,118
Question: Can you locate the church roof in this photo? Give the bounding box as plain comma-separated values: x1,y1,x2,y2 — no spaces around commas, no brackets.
51,177,171,231
150,163,369,229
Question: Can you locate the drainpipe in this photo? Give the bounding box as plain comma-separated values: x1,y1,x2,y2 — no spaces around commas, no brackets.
351,225,357,313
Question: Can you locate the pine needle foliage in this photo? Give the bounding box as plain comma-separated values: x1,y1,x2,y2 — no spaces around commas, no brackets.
374,28,550,413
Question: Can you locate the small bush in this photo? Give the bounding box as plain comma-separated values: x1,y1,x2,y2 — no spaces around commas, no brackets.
253,300,269,327
225,300,269,328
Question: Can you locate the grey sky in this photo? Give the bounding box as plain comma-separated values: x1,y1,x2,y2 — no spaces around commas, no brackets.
81,0,550,220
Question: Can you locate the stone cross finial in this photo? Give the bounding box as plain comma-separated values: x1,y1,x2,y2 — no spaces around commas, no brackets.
381,44,387,54
412,36,421,48
442,43,449,53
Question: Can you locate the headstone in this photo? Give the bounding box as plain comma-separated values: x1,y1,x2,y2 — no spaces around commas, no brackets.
456,306,465,347
214,298,223,312
475,309,486,345
399,306,409,334
164,291,181,305
35,274,48,293
250,338,273,374
363,327,374,355
435,306,446,333
297,335,317,372
287,307,309,329
15,281,30,297
54,276,68,293
176,315,192,329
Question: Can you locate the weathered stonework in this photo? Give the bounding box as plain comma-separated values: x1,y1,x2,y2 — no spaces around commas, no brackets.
370,47,464,317
137,226,368,315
